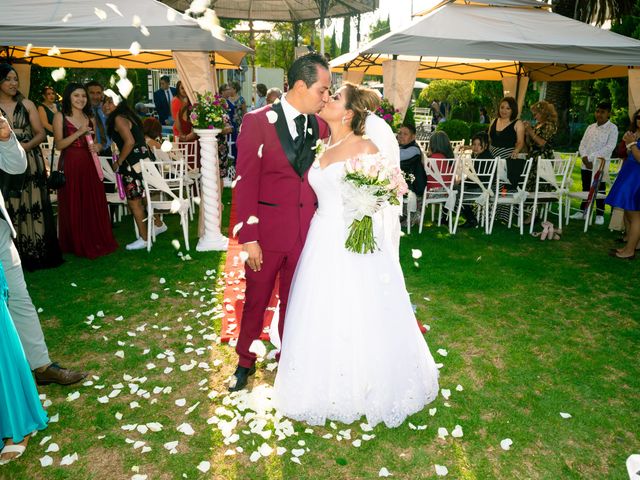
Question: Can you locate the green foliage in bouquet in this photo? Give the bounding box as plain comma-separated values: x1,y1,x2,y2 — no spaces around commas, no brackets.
189,91,229,130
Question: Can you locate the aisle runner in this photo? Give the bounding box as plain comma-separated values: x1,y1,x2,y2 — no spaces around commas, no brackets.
220,200,278,343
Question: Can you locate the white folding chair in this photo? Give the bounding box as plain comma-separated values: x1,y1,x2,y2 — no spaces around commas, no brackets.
528,156,575,234
489,157,533,234
450,139,465,154
154,146,197,221
98,156,127,222
419,157,458,234
139,159,191,251
175,141,201,207
416,139,430,154
454,157,497,234
565,157,623,232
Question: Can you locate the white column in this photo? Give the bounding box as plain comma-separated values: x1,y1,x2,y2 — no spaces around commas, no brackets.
194,128,228,251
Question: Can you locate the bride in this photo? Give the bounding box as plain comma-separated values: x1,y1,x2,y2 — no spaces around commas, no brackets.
273,83,439,428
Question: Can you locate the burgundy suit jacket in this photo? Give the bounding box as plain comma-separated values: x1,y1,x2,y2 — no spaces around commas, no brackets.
235,102,330,252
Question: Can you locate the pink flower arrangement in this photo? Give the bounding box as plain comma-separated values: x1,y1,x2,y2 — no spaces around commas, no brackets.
190,91,229,130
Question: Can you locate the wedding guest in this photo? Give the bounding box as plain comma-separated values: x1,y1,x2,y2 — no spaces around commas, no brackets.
0,64,63,271
426,130,454,190
572,101,619,225
523,100,557,191
172,81,196,142
37,86,58,137
489,96,525,190
254,83,267,109
479,107,488,124
266,87,282,105
228,81,247,126
102,95,116,117
606,113,640,260
0,262,48,465
0,111,87,387
53,83,118,258
153,75,176,126
108,101,167,250
85,80,111,156
471,131,492,160
398,124,427,198
143,117,163,150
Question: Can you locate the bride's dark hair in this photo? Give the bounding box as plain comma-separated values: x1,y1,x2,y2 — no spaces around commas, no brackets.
341,83,381,136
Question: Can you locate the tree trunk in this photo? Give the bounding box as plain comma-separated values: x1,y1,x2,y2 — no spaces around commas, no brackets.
543,81,572,147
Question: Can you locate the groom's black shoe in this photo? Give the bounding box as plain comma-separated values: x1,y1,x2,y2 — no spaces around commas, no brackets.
228,365,256,392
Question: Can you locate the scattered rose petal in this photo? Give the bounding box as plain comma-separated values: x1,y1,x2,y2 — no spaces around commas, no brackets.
437,427,448,439
177,423,194,435
94,7,107,20
249,451,261,462
258,144,264,158
266,110,278,124
45,443,59,453
129,41,141,56
429,408,437,416
379,467,392,477
258,443,273,457
232,222,243,237
437,349,448,357
411,249,422,259
247,216,259,225
61,13,72,22
175,398,186,407
150,293,159,300
197,461,211,473
560,412,572,419
171,239,181,250
40,455,54,467
66,391,80,402
451,425,463,438
51,67,66,82
115,350,125,359
456,384,464,391
435,464,448,476
116,78,134,98
500,438,513,450
60,452,79,466
441,389,451,399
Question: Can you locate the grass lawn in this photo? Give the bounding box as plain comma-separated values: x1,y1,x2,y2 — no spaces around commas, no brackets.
1,187,639,480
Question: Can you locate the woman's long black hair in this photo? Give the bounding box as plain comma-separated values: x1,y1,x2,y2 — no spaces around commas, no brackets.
106,100,142,138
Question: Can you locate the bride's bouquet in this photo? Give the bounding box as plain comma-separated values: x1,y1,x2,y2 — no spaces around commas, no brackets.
342,154,408,254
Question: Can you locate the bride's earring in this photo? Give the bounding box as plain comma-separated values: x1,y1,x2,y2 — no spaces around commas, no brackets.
341,115,346,125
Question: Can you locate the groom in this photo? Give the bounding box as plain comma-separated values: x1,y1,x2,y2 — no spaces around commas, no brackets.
231,53,331,391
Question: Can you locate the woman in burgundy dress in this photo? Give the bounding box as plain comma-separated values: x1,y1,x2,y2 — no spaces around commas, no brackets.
52,83,117,259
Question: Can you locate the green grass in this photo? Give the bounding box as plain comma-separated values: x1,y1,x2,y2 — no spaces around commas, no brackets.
1,188,639,480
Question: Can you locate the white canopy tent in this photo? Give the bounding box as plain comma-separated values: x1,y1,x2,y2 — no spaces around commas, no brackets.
330,0,640,116
0,0,252,70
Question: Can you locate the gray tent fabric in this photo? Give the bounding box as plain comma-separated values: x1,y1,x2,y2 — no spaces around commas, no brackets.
0,0,251,64
163,0,378,22
331,2,640,81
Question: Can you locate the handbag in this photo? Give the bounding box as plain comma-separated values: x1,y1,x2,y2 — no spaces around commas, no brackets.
48,147,65,190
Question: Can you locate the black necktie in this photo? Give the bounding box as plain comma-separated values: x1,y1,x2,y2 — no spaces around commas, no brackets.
293,114,306,154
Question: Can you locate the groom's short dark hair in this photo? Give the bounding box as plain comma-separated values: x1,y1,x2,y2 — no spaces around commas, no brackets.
287,53,330,89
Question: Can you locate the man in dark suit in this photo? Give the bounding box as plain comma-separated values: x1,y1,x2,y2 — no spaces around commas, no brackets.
153,75,177,126
231,53,331,391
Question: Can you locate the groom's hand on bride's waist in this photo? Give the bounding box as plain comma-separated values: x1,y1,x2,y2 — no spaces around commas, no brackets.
243,242,263,272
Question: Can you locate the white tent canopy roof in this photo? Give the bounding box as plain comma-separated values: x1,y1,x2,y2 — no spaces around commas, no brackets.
331,2,640,81
164,0,378,22
0,0,252,68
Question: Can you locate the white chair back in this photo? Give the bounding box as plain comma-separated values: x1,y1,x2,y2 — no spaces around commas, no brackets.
454,157,498,234
419,157,458,234
528,156,575,233
488,157,533,234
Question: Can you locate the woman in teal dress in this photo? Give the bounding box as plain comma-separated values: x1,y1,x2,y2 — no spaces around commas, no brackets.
0,261,48,464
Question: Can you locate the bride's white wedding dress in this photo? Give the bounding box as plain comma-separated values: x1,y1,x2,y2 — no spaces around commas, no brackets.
274,152,439,428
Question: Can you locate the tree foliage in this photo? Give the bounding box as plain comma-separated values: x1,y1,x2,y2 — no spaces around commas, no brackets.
368,16,390,41
552,0,636,26
341,16,351,54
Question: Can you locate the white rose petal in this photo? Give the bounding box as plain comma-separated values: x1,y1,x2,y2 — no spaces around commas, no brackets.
161,140,173,152
276,446,287,456
451,425,463,438
128,41,141,55
232,222,243,237
51,67,66,82
500,438,513,450
40,455,54,467
175,398,186,407
61,14,72,22
258,144,264,158
441,389,451,399
132,15,141,27
249,451,261,462
435,464,448,476
177,423,194,435
197,461,211,473
437,427,448,439
47,46,61,56
291,448,305,457
247,216,259,225
94,7,107,20
115,350,125,359
171,239,181,250
167,8,176,21
258,443,273,457
60,452,79,466
249,340,267,359
352,439,362,447
116,78,134,99
411,249,422,259
379,467,392,477
429,408,437,416
45,443,60,453
437,349,448,357
49,413,59,423
150,293,159,300
560,412,572,419
105,3,123,16
239,251,249,263
456,384,464,391
66,391,80,402
266,110,278,124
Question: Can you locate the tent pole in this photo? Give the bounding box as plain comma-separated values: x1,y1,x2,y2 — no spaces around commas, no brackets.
320,18,325,55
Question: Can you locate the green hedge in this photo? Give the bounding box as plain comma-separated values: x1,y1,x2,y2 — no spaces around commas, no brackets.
436,119,470,142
